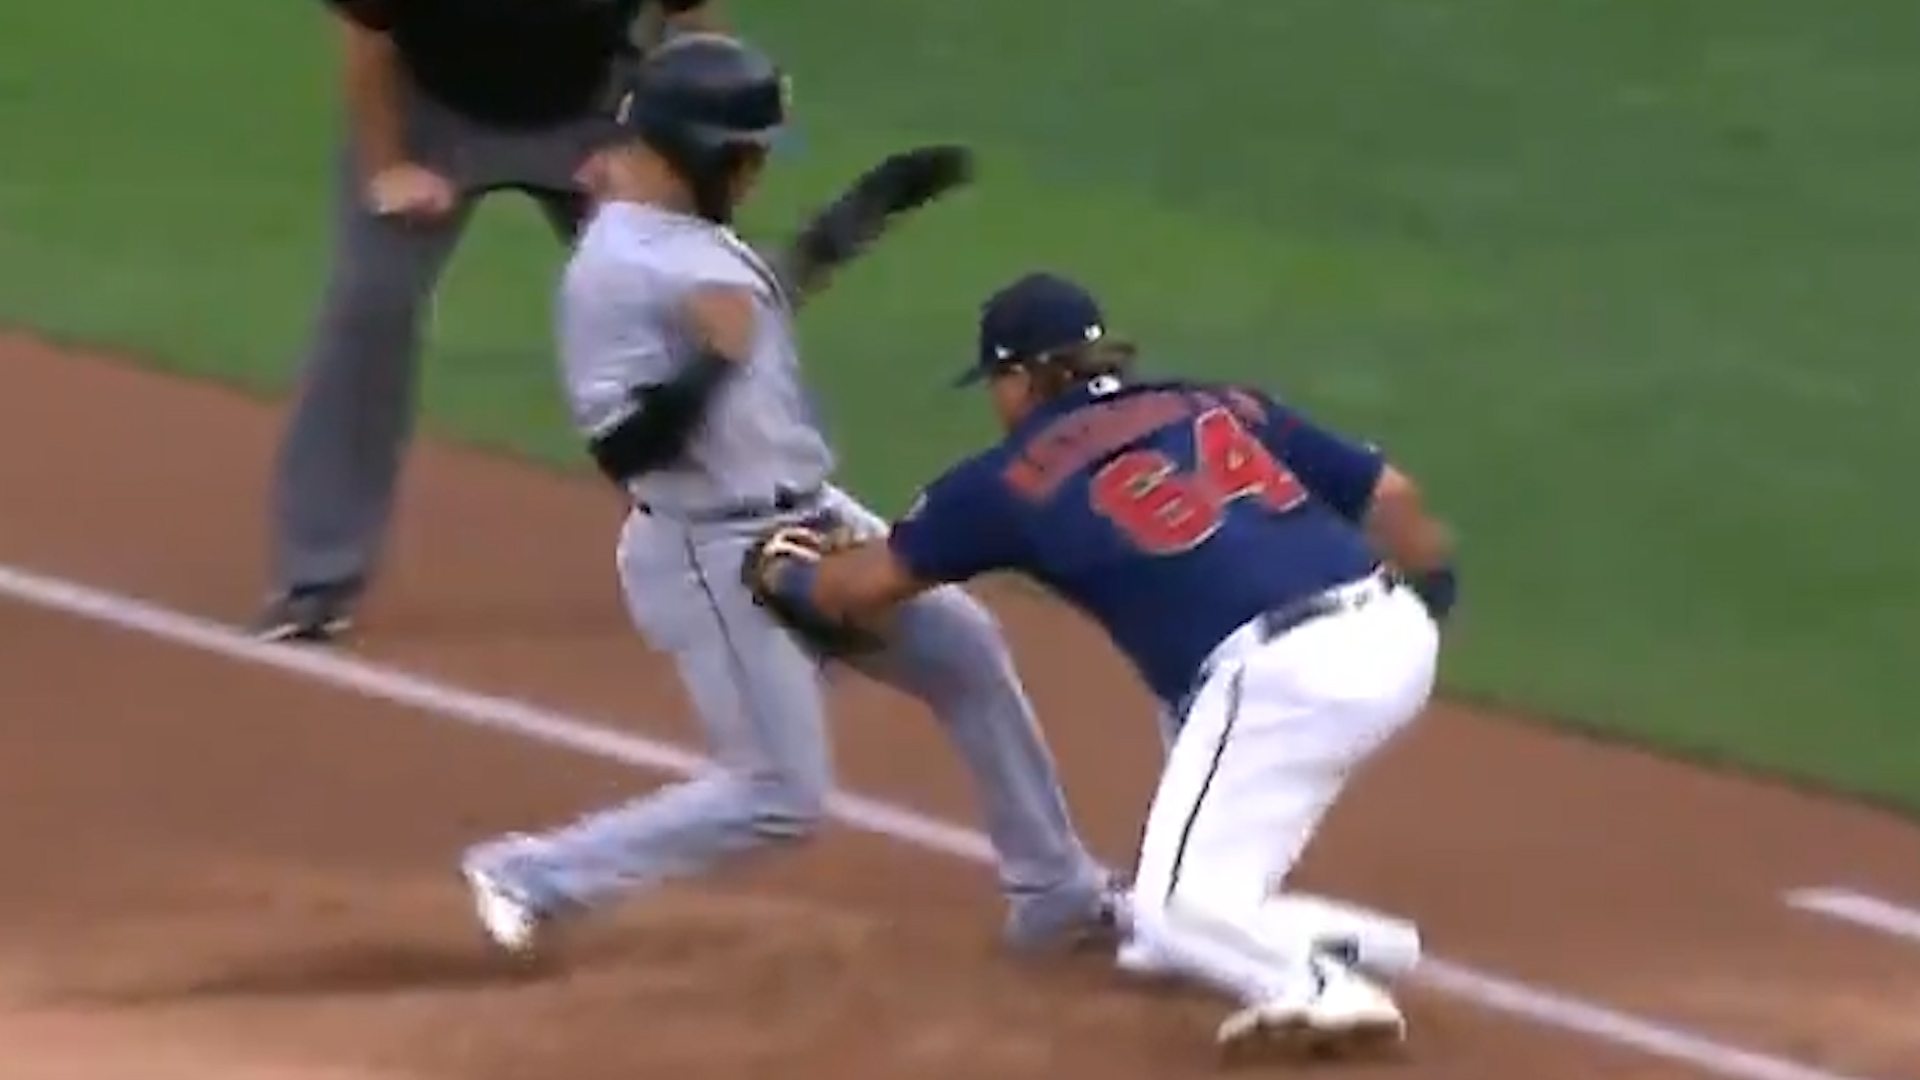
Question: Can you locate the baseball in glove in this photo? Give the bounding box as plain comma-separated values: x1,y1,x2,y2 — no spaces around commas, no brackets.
741,519,885,656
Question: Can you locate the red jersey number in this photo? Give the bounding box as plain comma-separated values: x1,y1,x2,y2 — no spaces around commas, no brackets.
1090,407,1307,555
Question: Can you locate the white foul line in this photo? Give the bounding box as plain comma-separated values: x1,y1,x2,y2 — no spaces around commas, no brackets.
1786,887,1920,947
0,561,1878,1080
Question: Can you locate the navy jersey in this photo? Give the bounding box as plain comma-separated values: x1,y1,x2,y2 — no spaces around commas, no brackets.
890,377,1385,708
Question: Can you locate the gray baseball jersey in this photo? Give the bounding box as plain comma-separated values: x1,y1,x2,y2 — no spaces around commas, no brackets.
463,198,1112,949
558,201,833,513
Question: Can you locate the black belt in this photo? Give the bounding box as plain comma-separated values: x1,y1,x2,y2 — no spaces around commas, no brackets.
1180,569,1402,711
634,486,824,524
1255,569,1401,642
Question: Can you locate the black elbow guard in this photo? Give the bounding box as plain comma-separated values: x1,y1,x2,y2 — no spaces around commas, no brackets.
588,351,733,484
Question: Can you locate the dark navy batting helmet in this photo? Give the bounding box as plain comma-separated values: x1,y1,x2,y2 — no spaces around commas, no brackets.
612,34,789,222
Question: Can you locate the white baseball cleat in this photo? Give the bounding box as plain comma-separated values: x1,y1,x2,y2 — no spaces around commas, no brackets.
460,834,554,957
1216,952,1407,1062
464,866,545,955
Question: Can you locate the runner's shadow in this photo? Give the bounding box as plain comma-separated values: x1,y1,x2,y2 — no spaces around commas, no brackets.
59,938,564,1007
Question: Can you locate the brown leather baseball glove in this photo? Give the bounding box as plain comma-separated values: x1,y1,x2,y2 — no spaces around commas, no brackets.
740,517,885,656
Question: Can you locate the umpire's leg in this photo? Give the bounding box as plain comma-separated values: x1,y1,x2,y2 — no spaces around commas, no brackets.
267,149,470,599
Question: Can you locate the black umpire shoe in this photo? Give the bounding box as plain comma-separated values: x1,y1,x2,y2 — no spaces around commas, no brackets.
252,579,360,644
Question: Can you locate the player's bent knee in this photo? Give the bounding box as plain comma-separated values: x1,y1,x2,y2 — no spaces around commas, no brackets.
915,588,1020,677
1150,887,1263,950
1119,895,1185,970
921,585,1004,638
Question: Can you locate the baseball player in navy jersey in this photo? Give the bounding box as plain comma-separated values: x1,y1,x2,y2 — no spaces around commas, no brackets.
742,271,1459,1059
458,37,1115,959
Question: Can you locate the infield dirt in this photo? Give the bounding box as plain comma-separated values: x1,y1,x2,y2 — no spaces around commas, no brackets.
1,336,1916,1079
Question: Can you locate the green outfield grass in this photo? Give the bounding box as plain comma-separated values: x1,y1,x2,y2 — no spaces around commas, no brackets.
2,1,1915,807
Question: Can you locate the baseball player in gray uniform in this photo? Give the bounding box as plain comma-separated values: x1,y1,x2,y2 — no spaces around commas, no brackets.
459,35,1116,955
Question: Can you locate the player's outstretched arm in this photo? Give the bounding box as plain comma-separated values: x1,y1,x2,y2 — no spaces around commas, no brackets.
771,146,974,309
1364,467,1450,572
811,543,932,621
1363,466,1458,622
1244,389,1459,624
742,460,1014,640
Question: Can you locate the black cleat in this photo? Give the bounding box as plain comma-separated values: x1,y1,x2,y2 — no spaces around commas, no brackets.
252,580,360,643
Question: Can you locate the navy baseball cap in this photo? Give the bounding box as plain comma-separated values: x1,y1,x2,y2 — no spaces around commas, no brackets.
955,272,1108,387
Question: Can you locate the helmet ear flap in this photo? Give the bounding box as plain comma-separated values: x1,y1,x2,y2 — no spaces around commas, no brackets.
688,143,763,224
